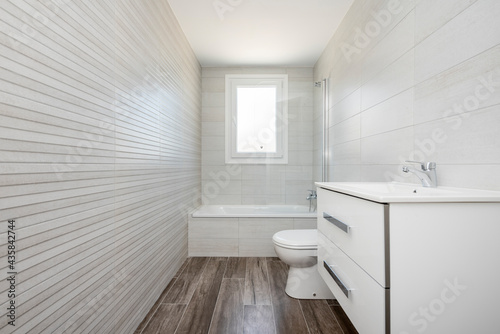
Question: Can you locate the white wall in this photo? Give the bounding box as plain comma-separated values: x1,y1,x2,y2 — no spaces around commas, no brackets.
314,0,500,190
201,67,315,205
0,1,200,333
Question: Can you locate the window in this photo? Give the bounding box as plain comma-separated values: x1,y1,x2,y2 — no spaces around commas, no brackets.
225,74,288,164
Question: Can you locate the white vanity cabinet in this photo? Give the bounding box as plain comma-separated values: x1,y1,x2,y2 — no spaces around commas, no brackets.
316,182,500,334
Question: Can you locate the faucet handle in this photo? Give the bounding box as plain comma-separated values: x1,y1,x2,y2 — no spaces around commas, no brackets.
404,160,436,171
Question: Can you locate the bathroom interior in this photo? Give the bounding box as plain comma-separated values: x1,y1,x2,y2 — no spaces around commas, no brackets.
1,0,500,333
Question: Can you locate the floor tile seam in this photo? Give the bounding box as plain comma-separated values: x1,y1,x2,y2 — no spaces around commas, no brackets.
138,275,180,334
206,258,232,334
229,277,246,333
315,299,348,334
328,303,347,334
244,263,258,305
173,257,215,334
136,258,192,333
263,258,279,334
297,299,312,334
261,257,273,305
157,276,180,305
173,257,192,279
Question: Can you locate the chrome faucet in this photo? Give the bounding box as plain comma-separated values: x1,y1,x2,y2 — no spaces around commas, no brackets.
306,189,317,200
307,190,317,212
402,160,438,188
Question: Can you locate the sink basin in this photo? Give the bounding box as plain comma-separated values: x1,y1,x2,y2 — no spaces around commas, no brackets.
315,182,500,203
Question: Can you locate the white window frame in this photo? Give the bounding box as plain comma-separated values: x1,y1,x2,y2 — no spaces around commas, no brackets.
225,74,288,164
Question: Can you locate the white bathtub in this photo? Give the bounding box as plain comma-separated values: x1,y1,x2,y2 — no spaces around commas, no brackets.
191,205,317,218
189,205,317,257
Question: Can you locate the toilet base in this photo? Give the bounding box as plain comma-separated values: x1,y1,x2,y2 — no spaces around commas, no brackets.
285,264,335,299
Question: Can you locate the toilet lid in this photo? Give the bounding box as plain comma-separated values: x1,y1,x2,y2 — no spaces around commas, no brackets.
272,229,317,249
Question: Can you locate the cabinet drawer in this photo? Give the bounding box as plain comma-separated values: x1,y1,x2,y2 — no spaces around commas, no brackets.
318,232,388,334
317,187,388,287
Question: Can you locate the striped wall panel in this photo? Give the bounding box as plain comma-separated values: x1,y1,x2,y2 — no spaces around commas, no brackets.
0,0,201,333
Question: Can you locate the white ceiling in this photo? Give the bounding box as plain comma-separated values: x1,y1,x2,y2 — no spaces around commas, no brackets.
167,0,354,67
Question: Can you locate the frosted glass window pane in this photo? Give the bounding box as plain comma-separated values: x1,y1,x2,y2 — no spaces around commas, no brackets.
236,87,277,153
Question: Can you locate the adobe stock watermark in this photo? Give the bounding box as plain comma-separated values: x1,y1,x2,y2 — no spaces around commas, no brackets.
287,265,317,294
442,69,500,131
213,0,244,20
340,0,405,63
239,107,292,152
55,269,132,333
177,164,242,215
384,69,500,183
7,0,71,50
404,70,499,163
399,277,467,333
50,66,160,180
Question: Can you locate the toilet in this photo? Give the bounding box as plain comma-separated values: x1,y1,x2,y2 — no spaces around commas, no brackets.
272,229,334,299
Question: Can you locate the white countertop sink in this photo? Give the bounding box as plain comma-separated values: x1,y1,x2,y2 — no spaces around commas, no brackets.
315,182,500,203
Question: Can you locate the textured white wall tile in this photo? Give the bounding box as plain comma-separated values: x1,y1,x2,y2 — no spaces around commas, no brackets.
414,45,500,125
413,106,500,164
189,239,239,257
333,114,361,144
241,194,286,205
286,166,314,181
285,180,317,196
202,77,225,92
287,67,314,78
361,89,414,138
330,88,361,127
289,121,313,137
0,1,201,332
241,179,286,196
202,179,242,196
361,50,414,110
202,122,225,137
202,136,225,152
415,0,479,43
202,92,225,107
361,127,415,164
202,164,243,181
202,107,225,122
289,135,314,151
289,106,314,122
293,218,317,229
359,164,416,183
204,194,243,205
330,140,361,165
288,151,314,167
362,10,415,84
202,150,225,165
239,239,277,257
330,165,362,182
239,219,293,239
415,0,500,83
188,218,239,238
437,164,500,190
241,165,287,180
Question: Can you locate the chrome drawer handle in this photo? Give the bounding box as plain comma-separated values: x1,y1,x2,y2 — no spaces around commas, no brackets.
323,212,350,233
323,261,351,298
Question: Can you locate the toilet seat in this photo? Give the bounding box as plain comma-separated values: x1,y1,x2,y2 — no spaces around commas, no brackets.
272,229,317,250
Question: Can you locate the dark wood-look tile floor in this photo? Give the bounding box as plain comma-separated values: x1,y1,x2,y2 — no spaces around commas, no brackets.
135,257,358,334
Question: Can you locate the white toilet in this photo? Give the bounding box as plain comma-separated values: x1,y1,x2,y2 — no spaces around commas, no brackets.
272,229,334,299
